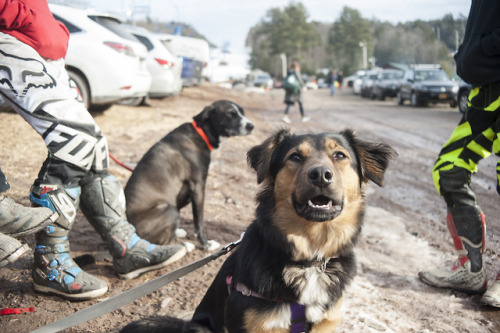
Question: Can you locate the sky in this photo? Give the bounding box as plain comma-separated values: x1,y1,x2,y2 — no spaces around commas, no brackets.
86,0,471,54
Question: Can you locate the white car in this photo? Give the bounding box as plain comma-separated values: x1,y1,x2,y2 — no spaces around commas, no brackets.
123,25,183,98
352,70,366,95
49,4,151,111
253,73,274,89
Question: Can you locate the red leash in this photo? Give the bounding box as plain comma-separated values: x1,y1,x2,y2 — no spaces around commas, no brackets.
0,307,36,315
109,120,213,173
109,152,135,172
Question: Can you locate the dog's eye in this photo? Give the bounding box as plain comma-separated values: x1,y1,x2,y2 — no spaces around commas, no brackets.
289,153,303,162
333,152,347,160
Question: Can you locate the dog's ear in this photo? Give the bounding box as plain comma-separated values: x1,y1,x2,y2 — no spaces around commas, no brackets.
341,129,398,187
193,104,215,124
247,129,291,184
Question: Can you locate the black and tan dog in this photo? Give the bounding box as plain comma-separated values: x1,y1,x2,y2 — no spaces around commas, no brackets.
124,100,254,250
121,129,396,332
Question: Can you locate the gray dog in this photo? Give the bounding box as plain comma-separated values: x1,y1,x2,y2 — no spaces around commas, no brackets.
124,100,254,250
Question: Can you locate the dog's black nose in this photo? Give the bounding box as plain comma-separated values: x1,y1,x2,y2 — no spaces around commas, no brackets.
308,166,333,187
246,122,254,131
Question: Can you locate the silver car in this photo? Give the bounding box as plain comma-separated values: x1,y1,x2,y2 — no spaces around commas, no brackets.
123,25,183,99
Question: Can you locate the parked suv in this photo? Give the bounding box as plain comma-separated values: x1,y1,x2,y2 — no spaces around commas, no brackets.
397,65,458,107
371,69,403,100
49,4,151,111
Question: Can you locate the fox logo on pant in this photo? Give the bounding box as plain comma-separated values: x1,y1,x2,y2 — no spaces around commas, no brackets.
0,49,56,98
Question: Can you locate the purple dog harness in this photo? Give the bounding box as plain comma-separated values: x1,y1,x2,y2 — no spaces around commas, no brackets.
226,276,307,332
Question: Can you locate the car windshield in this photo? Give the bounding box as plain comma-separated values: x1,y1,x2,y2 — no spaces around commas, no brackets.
382,72,403,80
89,16,140,43
415,70,450,82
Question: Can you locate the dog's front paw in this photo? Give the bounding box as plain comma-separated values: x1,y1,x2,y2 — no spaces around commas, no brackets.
204,239,221,251
182,241,196,253
175,228,188,238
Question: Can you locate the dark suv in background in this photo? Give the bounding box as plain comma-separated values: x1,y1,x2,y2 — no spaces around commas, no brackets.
371,69,404,100
397,65,459,107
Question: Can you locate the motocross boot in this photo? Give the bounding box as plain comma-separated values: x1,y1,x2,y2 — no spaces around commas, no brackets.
30,184,108,300
79,174,186,280
419,206,487,294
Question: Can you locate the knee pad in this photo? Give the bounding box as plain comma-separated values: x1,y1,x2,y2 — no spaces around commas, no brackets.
30,183,80,233
79,174,127,236
438,167,477,207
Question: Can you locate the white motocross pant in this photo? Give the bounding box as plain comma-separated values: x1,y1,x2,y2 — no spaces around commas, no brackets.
0,32,109,185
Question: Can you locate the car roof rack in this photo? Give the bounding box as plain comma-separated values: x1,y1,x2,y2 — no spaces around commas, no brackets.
409,64,442,70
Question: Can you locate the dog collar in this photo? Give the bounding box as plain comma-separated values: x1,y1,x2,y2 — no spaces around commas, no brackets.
191,120,214,151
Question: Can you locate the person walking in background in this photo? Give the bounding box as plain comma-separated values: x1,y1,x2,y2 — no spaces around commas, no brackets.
0,167,58,267
418,0,500,308
327,69,336,96
282,61,309,123
337,70,344,90
0,0,186,301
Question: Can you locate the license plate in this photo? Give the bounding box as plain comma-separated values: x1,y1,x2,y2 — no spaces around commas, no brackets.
438,93,447,99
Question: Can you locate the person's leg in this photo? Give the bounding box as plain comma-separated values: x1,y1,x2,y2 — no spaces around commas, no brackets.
0,33,185,299
298,101,309,122
79,172,186,280
282,103,291,123
0,166,57,267
298,101,304,117
481,114,500,307
419,84,499,296
0,168,28,267
30,183,108,300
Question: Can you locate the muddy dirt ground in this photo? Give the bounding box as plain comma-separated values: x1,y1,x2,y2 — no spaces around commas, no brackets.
1,84,499,332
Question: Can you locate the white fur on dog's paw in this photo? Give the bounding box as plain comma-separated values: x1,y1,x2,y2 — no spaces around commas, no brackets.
206,239,221,252
175,228,188,238
182,241,195,253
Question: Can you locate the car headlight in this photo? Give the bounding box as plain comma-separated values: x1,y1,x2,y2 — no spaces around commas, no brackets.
451,85,459,93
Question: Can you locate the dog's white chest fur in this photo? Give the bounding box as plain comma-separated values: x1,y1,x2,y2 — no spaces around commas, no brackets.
282,265,332,322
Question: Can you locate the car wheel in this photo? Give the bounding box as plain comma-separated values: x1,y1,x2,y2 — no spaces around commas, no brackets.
118,97,146,107
397,91,404,105
89,103,113,113
410,92,418,107
67,70,90,110
458,91,468,113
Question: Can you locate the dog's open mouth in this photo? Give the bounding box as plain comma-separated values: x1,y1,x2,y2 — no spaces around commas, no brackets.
294,195,343,222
